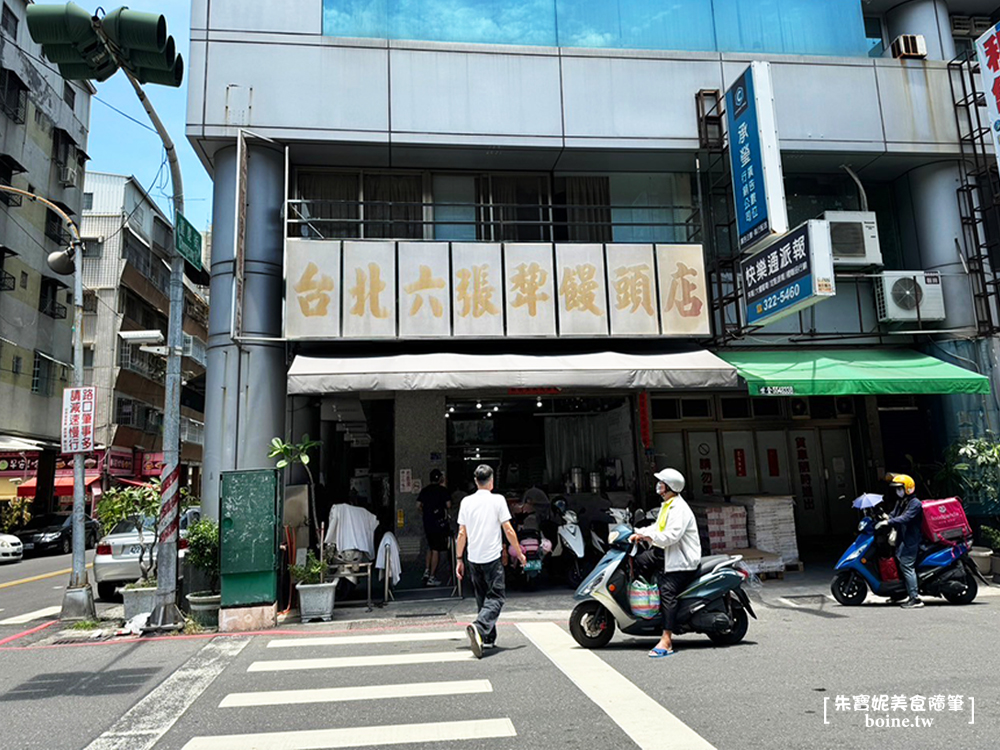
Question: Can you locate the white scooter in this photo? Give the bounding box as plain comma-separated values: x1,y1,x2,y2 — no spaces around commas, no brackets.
549,498,587,587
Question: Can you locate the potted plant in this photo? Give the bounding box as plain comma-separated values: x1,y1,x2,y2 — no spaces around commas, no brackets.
185,519,221,628
96,484,161,619
291,550,335,622
980,526,1000,582
268,435,321,545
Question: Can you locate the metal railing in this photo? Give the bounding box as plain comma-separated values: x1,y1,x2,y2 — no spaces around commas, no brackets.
0,269,13,291
182,334,207,368
286,198,700,243
0,73,26,124
123,241,170,296
45,216,72,246
0,184,21,207
39,297,67,319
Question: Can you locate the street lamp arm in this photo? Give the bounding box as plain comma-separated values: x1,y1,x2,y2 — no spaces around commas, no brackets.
0,185,81,243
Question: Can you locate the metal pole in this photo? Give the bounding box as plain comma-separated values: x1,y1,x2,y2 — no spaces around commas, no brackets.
120,70,186,629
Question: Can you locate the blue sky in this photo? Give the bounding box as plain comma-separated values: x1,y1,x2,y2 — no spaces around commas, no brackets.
84,0,212,231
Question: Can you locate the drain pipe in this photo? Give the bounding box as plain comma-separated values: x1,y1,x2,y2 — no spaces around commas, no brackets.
840,164,869,212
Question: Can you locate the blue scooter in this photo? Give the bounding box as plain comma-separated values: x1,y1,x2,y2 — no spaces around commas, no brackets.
831,514,989,606
569,518,756,649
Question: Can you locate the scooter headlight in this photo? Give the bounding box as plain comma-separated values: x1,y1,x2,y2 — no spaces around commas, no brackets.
844,547,864,563
579,571,605,597
858,520,867,532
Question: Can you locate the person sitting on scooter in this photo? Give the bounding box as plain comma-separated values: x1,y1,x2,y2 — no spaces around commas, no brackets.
876,474,924,609
629,468,702,658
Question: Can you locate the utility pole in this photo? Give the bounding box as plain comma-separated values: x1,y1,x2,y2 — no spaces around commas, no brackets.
27,3,189,628
0,185,93,620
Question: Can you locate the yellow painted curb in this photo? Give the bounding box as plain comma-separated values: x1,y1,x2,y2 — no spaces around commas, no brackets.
0,563,92,590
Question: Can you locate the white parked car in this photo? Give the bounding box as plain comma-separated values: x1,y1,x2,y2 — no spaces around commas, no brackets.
92,508,201,601
0,532,23,563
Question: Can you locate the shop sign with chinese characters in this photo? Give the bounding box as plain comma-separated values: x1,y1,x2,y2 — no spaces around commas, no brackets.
741,220,835,327
725,61,788,253
284,239,711,339
976,25,1000,174
61,387,96,454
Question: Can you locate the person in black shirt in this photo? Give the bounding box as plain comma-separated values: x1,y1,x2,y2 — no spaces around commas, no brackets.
417,469,452,586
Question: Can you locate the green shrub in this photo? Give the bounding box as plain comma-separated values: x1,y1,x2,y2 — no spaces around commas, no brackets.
289,550,325,585
186,519,220,592
980,526,1000,552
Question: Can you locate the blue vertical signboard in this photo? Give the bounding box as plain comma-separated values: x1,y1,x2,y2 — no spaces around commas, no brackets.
726,62,788,253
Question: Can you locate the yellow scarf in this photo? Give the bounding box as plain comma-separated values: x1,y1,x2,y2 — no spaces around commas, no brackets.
655,498,674,532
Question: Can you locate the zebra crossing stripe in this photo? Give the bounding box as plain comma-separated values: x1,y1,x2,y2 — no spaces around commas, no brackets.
248,650,475,672
219,678,492,708
266,631,467,648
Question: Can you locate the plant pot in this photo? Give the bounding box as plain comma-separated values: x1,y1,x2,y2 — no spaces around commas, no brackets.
296,581,336,622
122,586,158,620
969,547,993,576
186,591,222,628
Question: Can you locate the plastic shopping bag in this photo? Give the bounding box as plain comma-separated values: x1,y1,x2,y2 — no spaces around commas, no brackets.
628,578,661,620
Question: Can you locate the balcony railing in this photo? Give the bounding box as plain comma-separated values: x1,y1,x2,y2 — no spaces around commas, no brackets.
45,218,72,246
182,334,207,368
40,298,67,319
0,269,13,291
123,242,170,296
286,198,700,244
0,186,21,207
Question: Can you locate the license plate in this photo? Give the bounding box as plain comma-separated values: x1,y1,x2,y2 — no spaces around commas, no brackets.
524,560,542,572
128,545,143,555
22,542,33,550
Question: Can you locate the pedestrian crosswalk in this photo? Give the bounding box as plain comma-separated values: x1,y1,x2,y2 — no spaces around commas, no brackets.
180,630,517,750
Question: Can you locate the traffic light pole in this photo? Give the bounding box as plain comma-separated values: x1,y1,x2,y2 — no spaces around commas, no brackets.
118,69,187,630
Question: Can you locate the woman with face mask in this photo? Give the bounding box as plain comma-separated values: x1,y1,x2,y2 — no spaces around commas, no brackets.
629,468,702,657
876,474,924,608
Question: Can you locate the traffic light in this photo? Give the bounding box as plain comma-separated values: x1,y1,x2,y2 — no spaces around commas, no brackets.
26,2,117,81
26,3,183,87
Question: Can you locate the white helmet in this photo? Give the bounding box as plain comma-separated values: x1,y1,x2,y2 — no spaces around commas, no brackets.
653,468,685,493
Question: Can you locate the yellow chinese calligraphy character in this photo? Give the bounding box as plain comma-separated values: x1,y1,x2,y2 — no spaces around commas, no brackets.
510,262,550,317
349,263,389,319
665,262,704,319
559,264,602,316
404,265,446,318
613,264,654,315
456,265,499,319
293,261,334,317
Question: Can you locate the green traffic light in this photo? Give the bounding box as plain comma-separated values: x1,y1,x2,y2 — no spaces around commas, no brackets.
137,55,183,88
25,2,94,45
102,7,166,53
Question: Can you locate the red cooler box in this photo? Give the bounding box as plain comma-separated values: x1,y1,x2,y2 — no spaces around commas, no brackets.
920,498,972,544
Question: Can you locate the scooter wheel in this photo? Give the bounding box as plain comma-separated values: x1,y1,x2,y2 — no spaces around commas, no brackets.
569,601,616,649
567,561,585,589
943,572,978,605
708,603,748,646
831,571,868,606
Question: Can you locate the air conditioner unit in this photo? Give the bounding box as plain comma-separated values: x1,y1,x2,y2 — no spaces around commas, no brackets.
972,17,994,36
790,398,811,420
834,396,855,418
59,165,78,188
951,15,973,36
821,211,882,267
875,271,946,323
890,34,927,59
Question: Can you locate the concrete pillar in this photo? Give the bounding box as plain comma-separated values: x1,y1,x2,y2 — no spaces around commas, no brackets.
885,0,955,61
201,144,287,518
394,392,447,579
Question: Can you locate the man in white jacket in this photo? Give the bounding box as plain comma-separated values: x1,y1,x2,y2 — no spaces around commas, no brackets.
630,468,702,658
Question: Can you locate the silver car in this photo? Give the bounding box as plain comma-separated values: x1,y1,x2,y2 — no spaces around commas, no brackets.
92,508,201,601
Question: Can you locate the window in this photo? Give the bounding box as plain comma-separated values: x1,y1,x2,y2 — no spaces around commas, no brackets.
295,171,360,239
63,82,75,109
115,397,135,426
481,175,547,242
432,175,477,241
680,398,712,419
751,399,784,418
82,192,94,210
1,4,17,39
0,67,27,124
720,397,752,420
19,270,27,288
651,398,680,420
82,239,102,258
39,278,67,319
82,291,98,312
83,347,94,367
11,354,21,374
52,128,76,168
363,174,423,239
45,208,71,245
31,352,53,395
552,176,612,243
864,16,884,57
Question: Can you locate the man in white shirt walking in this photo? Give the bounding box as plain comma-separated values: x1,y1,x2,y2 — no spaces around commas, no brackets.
630,468,702,658
455,464,526,658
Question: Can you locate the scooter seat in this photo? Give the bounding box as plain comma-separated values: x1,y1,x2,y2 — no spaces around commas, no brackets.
695,555,732,576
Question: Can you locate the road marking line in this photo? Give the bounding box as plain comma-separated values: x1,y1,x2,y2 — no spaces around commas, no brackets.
249,650,475,672
220,678,492,708
0,606,62,625
181,718,516,750
517,623,716,750
266,631,467,648
777,597,801,608
83,636,250,750
0,563,92,590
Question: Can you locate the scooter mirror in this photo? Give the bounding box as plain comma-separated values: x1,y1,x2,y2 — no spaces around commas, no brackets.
633,509,646,526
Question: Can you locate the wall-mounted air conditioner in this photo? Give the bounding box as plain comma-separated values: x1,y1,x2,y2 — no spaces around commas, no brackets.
821,211,882,267
790,398,811,420
59,165,78,188
890,34,927,59
875,271,946,323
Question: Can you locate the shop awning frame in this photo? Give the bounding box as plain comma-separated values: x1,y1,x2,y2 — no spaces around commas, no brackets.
718,349,991,397
288,350,739,394
16,475,101,497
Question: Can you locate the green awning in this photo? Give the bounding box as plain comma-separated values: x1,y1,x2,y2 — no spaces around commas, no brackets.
717,349,990,397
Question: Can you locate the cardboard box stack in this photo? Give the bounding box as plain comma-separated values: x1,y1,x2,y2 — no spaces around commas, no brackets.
726,547,784,575
690,501,749,554
729,495,800,566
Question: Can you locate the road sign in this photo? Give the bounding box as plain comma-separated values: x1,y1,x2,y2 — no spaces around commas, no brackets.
175,212,202,271
726,62,788,253
741,220,835,327
61,386,96,454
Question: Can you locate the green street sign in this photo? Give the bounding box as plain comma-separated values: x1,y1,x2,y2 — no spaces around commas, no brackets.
175,212,202,271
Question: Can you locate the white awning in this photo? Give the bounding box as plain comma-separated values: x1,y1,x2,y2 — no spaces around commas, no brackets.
287,350,738,394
